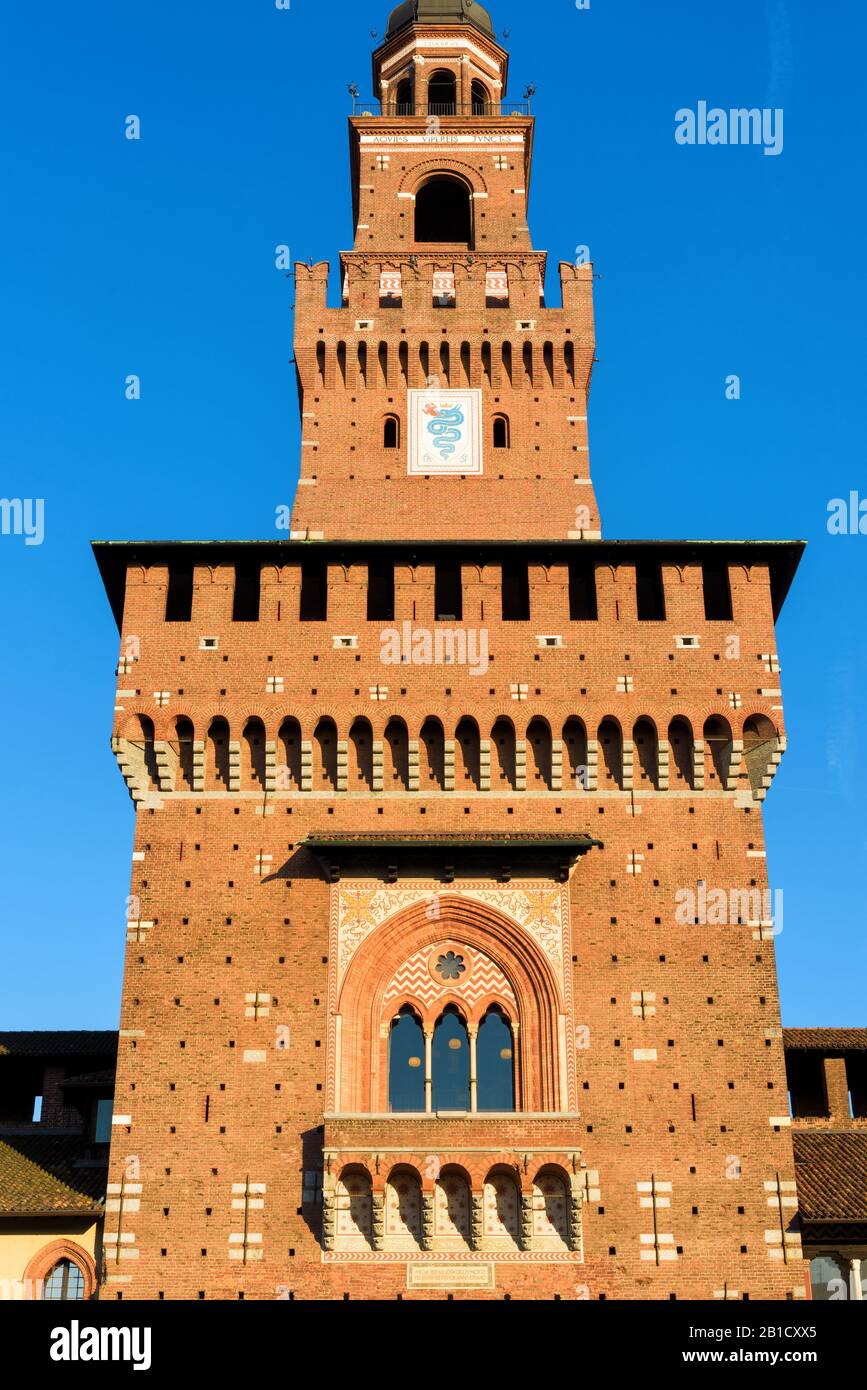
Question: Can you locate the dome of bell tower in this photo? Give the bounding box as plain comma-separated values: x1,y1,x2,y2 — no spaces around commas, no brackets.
385,0,495,40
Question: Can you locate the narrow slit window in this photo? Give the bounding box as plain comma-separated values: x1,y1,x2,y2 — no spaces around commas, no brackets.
435,563,462,622
568,561,598,620
493,415,510,449
636,562,666,621
383,415,400,449
232,563,261,622
502,560,530,621
367,560,395,622
300,560,328,622
165,566,194,623
702,562,733,621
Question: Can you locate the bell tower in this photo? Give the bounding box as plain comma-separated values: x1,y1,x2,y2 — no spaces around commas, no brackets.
290,0,601,542
97,0,806,1303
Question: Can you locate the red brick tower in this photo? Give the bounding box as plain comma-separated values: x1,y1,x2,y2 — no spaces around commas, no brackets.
96,0,806,1300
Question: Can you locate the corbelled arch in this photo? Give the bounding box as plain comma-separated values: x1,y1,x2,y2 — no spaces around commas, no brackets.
336,894,566,1114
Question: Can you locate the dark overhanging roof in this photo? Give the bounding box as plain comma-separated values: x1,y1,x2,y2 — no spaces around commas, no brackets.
0,1031,118,1060
303,831,603,882
304,832,603,850
92,538,805,630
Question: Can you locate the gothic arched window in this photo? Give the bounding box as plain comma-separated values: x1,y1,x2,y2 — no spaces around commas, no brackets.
477,1008,515,1112
388,1008,426,1113
431,1006,470,1111
42,1259,85,1301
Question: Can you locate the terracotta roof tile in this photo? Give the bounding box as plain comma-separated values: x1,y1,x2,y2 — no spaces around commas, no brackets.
0,1137,107,1215
793,1131,867,1222
784,1028,867,1052
0,1031,118,1060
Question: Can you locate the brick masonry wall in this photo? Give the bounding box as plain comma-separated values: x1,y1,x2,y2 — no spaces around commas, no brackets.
103,557,801,1300
100,17,802,1302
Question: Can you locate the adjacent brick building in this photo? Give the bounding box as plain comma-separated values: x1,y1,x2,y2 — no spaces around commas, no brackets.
94,0,814,1299
0,1032,117,1300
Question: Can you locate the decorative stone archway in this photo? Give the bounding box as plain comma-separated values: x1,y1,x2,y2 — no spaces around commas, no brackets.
331,890,572,1113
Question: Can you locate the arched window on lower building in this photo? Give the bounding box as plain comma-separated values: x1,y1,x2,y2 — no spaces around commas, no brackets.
431,1006,470,1111
477,1007,515,1112
388,1007,426,1113
42,1259,85,1301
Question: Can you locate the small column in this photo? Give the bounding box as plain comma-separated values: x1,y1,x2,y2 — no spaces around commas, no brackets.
424,1026,434,1114
471,1193,484,1251
371,1192,385,1252
371,740,385,793
479,739,491,791
300,740,313,792
520,1192,534,1252
322,1177,336,1252
568,1179,584,1255
264,740,277,793
227,741,241,792
657,739,670,791
421,1192,435,1251
585,740,599,792
823,1056,850,1122
550,739,564,791
850,1257,863,1301
621,739,634,791
335,740,349,793
443,740,456,791
407,739,420,792
514,740,527,791
468,1025,479,1113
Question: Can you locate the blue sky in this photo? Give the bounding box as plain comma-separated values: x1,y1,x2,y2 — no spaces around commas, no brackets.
0,0,864,1028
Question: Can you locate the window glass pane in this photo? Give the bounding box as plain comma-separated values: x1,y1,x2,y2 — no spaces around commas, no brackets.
94,1098,113,1144
810,1254,849,1301
388,1011,425,1113
42,1260,84,1301
432,1008,470,1111
477,1011,515,1111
